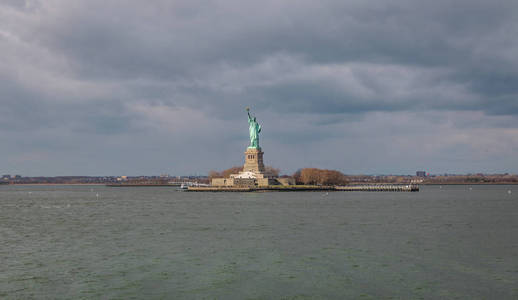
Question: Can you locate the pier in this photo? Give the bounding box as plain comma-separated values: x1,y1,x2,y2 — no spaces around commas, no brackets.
335,184,419,192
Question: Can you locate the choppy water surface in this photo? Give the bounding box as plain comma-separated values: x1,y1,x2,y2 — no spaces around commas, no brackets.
1,185,517,299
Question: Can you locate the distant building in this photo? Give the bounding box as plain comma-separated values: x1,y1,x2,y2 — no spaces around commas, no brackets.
416,171,426,177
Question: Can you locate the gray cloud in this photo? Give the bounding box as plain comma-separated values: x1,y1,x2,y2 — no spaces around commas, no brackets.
1,0,518,175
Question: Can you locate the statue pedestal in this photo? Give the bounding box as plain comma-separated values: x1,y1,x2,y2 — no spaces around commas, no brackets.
243,147,265,174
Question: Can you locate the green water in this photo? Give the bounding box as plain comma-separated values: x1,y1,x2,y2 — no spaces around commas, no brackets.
1,185,517,299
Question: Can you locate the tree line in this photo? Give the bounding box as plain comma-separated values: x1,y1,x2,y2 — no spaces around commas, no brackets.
293,168,348,185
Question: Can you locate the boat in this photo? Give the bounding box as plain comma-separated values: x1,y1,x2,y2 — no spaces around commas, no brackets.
179,182,210,190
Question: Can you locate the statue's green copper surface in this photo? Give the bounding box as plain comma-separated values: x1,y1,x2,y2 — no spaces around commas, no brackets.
246,107,261,148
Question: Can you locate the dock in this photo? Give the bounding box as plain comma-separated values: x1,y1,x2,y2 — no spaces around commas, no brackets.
335,184,419,192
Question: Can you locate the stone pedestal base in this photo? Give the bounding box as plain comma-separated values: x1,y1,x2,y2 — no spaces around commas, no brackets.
243,147,265,174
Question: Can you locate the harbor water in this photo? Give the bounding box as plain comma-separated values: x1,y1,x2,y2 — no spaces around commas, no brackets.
1,185,517,299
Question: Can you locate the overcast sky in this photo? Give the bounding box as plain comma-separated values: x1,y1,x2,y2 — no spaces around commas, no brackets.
1,0,518,176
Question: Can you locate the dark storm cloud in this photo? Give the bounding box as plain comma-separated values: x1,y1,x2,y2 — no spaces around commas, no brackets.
1,0,518,175
14,0,518,114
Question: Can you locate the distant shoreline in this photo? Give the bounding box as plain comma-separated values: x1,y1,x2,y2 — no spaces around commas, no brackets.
2,182,518,186
6,183,106,186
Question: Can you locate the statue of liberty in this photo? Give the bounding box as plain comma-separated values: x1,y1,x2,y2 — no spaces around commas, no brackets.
246,107,261,148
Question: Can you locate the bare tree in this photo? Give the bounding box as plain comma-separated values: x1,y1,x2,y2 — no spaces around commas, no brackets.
296,168,348,186
208,170,221,179
265,166,280,177
221,166,244,178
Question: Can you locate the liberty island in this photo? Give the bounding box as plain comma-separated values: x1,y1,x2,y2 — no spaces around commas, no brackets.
188,108,418,192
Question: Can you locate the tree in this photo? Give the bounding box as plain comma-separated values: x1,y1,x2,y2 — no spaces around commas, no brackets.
265,166,280,177
295,168,348,186
300,168,319,185
221,166,243,178
208,170,221,179
292,169,302,184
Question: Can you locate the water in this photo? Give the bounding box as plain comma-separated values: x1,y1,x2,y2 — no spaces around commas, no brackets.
1,185,517,299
